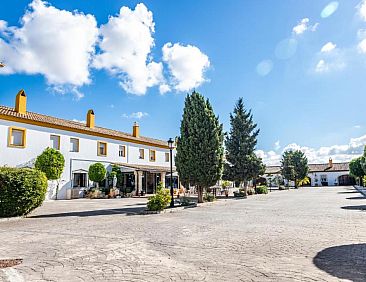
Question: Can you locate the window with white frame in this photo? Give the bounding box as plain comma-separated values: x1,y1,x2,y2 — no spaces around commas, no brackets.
149,150,156,161
139,148,145,159
50,135,60,150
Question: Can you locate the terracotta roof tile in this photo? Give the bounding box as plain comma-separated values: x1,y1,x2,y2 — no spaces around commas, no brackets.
265,162,350,174
0,105,168,148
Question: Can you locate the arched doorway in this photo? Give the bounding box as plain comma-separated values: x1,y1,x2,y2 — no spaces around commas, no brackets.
338,175,356,186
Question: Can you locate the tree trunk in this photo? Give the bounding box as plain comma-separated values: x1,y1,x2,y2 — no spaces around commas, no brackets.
55,180,59,200
243,180,248,196
294,178,298,189
197,186,204,203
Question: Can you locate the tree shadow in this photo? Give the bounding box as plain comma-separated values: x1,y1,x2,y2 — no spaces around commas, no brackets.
28,206,145,218
338,191,359,194
314,243,366,281
346,196,366,200
341,205,366,211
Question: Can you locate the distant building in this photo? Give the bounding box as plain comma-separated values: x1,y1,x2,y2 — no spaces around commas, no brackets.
264,158,355,186
0,90,176,200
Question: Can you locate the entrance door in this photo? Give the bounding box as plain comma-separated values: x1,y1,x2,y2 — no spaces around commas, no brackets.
73,173,87,188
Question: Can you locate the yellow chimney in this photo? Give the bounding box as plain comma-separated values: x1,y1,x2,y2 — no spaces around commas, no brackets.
329,158,333,168
132,122,140,138
86,109,95,128
15,89,27,114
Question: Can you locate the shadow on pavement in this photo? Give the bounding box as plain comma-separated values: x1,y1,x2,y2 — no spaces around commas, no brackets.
28,206,145,218
346,196,366,200
313,243,366,282
341,205,366,211
338,191,359,194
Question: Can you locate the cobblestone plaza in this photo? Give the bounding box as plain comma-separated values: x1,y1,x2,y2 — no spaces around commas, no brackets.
1,187,366,281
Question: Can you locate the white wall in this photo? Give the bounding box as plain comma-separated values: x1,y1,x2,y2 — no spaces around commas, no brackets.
0,119,174,199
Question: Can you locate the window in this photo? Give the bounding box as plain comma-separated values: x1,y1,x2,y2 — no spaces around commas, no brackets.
97,141,107,156
149,150,156,162
139,148,145,159
50,135,60,150
320,175,327,182
70,138,79,152
119,145,126,157
165,152,170,162
8,127,26,147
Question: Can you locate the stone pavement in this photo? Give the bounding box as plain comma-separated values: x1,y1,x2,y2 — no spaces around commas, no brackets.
1,186,366,281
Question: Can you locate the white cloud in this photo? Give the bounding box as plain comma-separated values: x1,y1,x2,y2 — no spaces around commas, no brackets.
292,18,319,35
93,3,164,95
315,59,329,72
274,140,281,151
256,134,366,166
358,0,366,21
162,42,210,92
122,111,149,119
72,119,86,124
315,57,345,73
321,42,336,52
354,125,362,129
358,38,366,53
159,84,171,94
0,0,98,93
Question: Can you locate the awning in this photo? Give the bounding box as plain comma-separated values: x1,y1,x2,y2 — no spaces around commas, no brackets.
114,163,176,173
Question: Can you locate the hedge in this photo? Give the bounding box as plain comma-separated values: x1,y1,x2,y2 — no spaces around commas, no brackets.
0,167,48,217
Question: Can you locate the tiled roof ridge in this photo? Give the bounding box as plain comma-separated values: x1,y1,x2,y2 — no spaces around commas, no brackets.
0,105,167,146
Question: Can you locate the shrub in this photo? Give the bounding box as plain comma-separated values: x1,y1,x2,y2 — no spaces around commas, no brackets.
0,167,48,217
203,192,215,202
233,190,246,197
147,182,171,211
35,148,65,199
89,163,106,188
180,196,193,206
255,185,268,194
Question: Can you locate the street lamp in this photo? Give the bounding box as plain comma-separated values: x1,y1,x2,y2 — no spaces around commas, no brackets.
168,137,174,208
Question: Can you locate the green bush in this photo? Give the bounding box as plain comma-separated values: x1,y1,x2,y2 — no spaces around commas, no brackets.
203,192,215,202
247,188,255,195
89,163,106,188
255,185,268,194
0,167,48,217
147,182,171,211
180,196,192,206
233,190,246,197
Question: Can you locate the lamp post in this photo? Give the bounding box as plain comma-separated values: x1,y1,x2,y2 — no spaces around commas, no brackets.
168,138,174,208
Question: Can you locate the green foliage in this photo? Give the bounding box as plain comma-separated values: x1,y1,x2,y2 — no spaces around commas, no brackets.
350,157,365,185
0,167,47,217
247,188,255,195
35,147,65,180
88,163,106,185
281,150,309,188
255,185,268,194
233,190,246,197
221,180,231,189
147,182,171,211
224,98,265,185
297,176,310,187
203,192,215,202
175,91,224,203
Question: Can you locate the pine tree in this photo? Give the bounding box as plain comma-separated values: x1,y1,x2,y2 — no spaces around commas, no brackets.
176,91,224,203
224,98,264,195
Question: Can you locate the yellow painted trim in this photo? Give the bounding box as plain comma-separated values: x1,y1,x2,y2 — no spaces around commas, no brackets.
8,126,26,148
165,152,170,162
70,138,79,152
139,148,145,159
0,114,169,149
149,149,156,162
50,134,61,150
97,141,108,156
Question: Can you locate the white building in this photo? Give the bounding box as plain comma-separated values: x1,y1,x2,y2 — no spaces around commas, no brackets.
0,90,176,199
264,158,355,186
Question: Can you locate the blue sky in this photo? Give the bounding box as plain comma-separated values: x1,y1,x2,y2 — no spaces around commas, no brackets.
1,0,366,164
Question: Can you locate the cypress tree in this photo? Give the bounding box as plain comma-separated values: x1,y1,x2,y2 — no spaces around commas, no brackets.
224,98,265,195
176,91,224,203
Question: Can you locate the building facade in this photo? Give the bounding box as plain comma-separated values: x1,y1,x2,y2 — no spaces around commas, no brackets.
0,90,176,200
264,158,355,187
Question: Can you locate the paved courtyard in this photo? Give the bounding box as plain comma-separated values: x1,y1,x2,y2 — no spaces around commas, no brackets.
1,186,366,282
